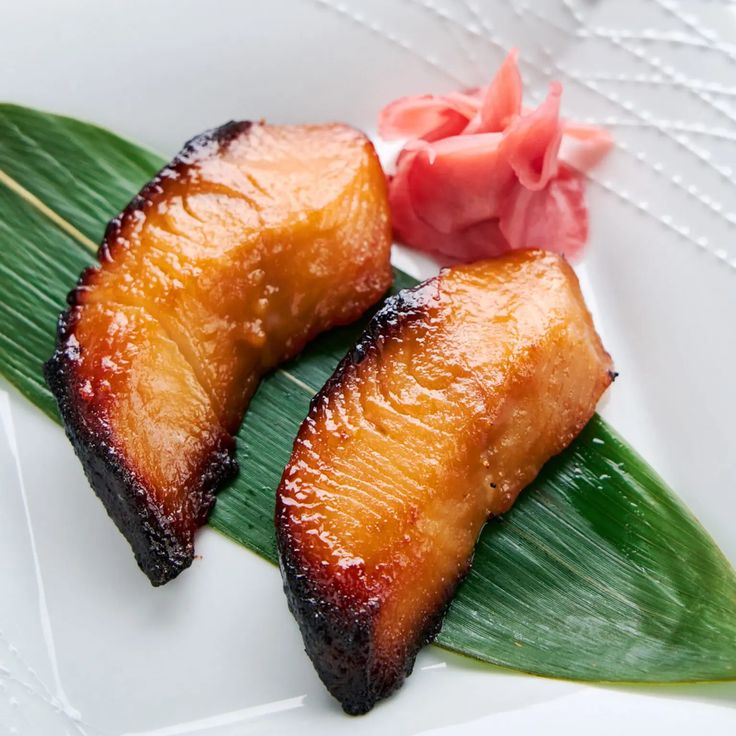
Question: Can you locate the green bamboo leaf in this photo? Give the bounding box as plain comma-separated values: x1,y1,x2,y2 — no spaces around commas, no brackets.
0,103,734,683
438,415,736,680
0,104,163,244
0,183,92,418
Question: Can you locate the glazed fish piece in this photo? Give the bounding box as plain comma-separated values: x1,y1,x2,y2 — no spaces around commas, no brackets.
277,250,613,714
45,121,392,585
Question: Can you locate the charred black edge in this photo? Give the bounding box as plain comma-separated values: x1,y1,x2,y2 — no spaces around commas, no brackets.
278,535,469,716
71,120,255,297
276,277,450,715
44,121,250,584
43,311,238,586
62,120,254,307
320,276,441,395
277,538,376,715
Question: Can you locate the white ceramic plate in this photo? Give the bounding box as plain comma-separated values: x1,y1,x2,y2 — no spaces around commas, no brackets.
1,1,735,733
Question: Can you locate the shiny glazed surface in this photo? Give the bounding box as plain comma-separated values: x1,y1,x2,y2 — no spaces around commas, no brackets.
277,250,613,713
46,121,392,583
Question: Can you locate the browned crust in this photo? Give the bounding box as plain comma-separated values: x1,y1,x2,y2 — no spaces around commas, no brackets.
277,256,616,714
276,279,460,715
278,532,467,716
71,120,255,301
44,121,250,585
44,329,237,585
46,119,391,587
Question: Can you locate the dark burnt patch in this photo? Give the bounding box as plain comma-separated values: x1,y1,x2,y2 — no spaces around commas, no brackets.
276,276,465,715
276,530,377,715
278,504,470,714
43,121,253,584
43,320,237,585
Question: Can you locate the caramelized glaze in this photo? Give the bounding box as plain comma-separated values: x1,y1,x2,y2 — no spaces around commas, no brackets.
277,251,613,713
46,121,392,584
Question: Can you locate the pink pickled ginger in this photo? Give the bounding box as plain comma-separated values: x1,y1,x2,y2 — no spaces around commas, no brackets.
379,50,612,262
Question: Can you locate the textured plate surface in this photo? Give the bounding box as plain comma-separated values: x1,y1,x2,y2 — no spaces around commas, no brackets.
1,0,735,734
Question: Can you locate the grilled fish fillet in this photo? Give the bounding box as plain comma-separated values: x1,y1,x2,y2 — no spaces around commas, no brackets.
276,250,613,714
45,121,392,585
